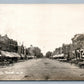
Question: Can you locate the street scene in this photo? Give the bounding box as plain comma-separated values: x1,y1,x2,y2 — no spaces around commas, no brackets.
0,58,84,80
0,34,84,80
0,4,84,80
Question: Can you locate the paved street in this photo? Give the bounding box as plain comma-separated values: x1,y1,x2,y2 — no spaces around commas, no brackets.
0,58,84,80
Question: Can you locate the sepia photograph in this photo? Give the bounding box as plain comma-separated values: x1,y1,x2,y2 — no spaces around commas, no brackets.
0,4,84,80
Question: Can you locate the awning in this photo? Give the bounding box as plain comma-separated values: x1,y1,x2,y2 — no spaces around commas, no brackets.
27,56,34,58
21,54,24,57
53,54,64,58
1,51,21,58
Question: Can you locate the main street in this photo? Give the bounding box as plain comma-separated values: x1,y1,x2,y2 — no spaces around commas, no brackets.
0,58,84,80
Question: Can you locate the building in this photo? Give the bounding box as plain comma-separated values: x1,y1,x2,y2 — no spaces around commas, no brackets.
72,34,84,49
29,45,35,56
71,34,84,59
53,47,63,55
62,43,74,60
0,34,18,52
52,47,64,59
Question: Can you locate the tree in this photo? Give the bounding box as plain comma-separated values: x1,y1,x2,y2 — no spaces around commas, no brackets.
33,47,43,58
46,51,52,58
27,46,43,58
39,53,44,58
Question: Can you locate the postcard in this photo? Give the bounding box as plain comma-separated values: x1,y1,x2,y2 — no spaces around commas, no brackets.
0,4,84,81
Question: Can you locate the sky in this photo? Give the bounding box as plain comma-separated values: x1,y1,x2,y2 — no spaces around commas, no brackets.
0,4,84,55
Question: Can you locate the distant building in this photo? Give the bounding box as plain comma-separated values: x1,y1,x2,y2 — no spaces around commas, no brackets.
18,44,24,54
53,47,63,55
62,44,74,59
29,45,35,56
